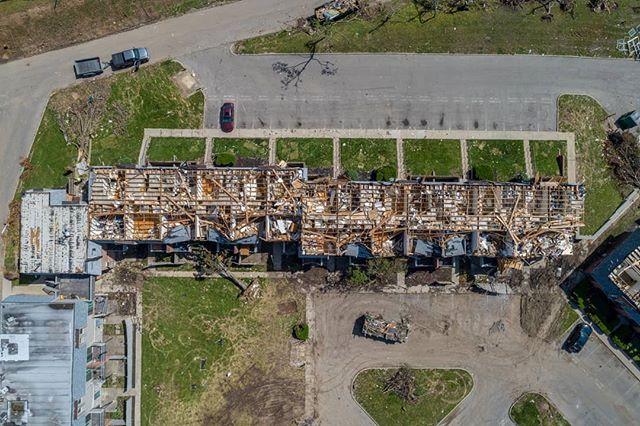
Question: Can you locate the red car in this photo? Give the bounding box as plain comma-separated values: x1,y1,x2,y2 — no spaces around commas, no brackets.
220,102,235,132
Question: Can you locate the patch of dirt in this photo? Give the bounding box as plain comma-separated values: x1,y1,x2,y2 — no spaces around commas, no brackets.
203,364,304,426
405,270,453,287
235,157,268,167
108,292,137,316
520,291,564,340
172,71,201,97
277,300,298,314
0,0,223,62
298,267,329,289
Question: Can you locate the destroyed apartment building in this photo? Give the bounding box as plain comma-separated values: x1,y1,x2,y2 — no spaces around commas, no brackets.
78,165,585,264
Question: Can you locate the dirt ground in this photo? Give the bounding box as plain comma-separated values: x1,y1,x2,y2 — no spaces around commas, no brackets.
0,0,223,62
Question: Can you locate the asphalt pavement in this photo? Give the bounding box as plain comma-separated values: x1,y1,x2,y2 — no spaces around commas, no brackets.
313,293,640,426
184,49,638,133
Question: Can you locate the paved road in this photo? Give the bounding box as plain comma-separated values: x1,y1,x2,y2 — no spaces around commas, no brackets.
313,293,640,425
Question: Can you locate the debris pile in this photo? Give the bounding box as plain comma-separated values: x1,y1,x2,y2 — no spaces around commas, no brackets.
361,312,410,343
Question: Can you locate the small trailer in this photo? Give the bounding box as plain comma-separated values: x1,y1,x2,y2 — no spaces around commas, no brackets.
361,312,410,343
314,0,359,24
73,57,103,79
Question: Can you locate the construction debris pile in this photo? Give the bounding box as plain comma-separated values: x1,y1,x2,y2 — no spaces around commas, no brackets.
87,165,585,260
361,312,410,343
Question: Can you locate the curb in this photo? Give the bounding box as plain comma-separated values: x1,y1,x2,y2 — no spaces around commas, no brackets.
349,366,476,426
233,47,630,61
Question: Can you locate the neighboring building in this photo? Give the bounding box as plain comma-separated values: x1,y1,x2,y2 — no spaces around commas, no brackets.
20,189,101,276
0,295,106,426
588,229,640,329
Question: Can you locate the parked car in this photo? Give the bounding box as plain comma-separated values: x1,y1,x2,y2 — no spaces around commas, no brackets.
564,322,592,353
220,102,235,133
111,48,150,70
73,57,103,79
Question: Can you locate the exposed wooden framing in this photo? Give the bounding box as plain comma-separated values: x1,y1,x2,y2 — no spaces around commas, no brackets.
87,166,585,259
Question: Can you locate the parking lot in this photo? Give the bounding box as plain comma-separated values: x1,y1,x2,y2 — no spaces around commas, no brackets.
312,293,640,425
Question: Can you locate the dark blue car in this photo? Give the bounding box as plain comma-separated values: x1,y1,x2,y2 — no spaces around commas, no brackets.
565,323,592,353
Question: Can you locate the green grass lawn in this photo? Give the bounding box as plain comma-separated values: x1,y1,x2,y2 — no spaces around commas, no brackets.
341,138,397,178
510,393,570,426
91,61,204,165
147,137,206,162
276,138,333,168
467,140,526,181
236,0,631,57
530,140,567,177
558,95,624,235
404,139,461,176
21,107,76,191
353,368,473,426
213,138,270,164
557,304,579,336
141,277,243,426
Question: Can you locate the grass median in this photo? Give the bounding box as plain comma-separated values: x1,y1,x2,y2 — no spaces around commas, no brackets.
276,138,333,168
530,140,567,177
341,138,397,180
236,0,630,57
353,368,473,426
467,139,526,181
404,139,461,176
91,61,204,165
147,137,206,162
510,392,570,426
213,138,270,166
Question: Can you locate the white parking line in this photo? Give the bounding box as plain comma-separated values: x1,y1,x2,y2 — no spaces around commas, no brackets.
623,380,639,397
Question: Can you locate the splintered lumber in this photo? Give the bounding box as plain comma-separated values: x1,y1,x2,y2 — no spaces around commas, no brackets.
87,166,584,259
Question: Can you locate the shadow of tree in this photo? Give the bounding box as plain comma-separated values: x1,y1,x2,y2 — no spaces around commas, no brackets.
271,37,338,90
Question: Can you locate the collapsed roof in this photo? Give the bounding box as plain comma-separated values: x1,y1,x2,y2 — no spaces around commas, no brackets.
86,165,584,259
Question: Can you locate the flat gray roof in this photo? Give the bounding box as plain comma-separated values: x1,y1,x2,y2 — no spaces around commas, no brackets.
20,190,89,275
0,296,86,426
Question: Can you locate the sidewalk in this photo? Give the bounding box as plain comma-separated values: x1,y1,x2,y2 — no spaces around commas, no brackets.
146,270,292,279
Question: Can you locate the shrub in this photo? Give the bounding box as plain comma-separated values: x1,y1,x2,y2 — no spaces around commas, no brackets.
347,267,371,287
215,152,235,166
346,169,359,181
374,165,395,181
294,323,309,341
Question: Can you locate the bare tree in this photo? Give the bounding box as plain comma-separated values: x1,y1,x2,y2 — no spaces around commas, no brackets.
605,131,640,188
56,93,108,163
